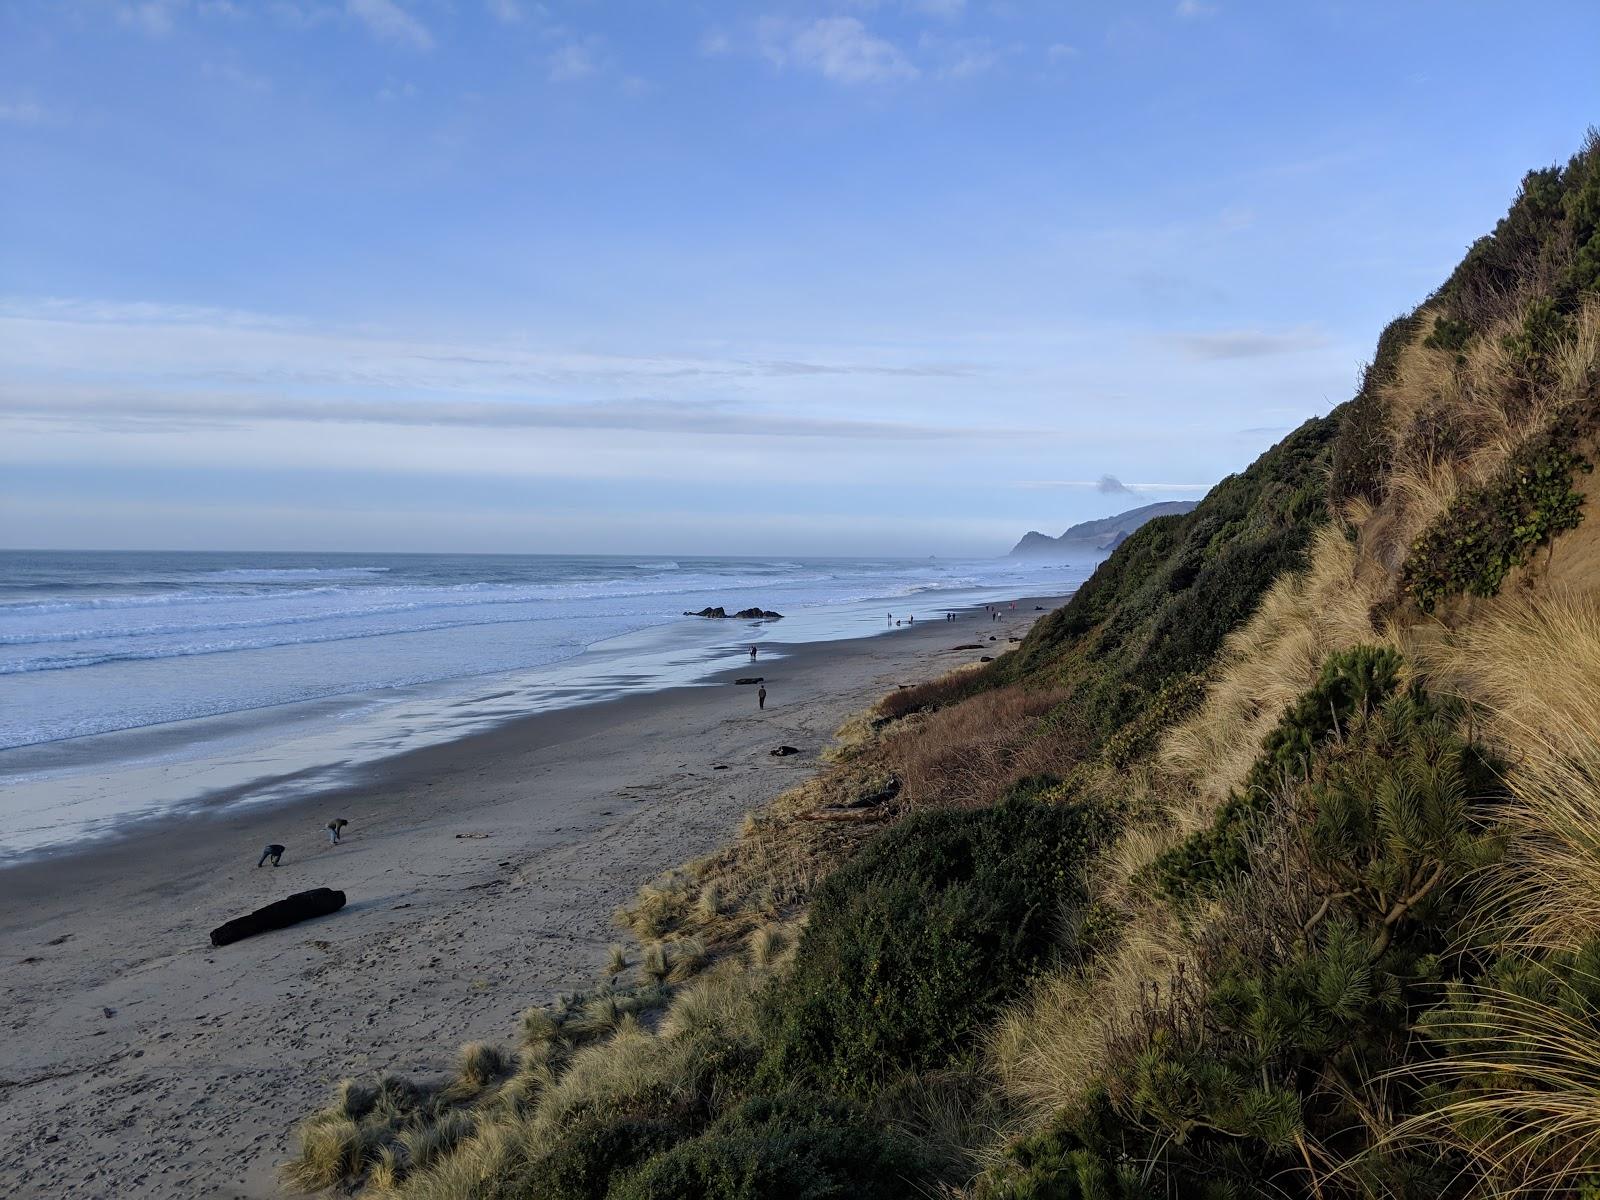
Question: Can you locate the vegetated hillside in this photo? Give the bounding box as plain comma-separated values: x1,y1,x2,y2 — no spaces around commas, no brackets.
1009,500,1199,558
282,132,1600,1200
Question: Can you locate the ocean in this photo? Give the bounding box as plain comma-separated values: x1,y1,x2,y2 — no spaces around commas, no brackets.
0,549,1092,862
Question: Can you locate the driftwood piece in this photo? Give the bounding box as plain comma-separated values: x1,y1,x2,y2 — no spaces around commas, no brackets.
734,677,764,685
800,805,892,823
846,775,901,809
210,888,347,947
770,745,801,757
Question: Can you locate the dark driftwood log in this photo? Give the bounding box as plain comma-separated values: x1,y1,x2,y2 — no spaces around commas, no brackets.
210,888,347,947
734,677,764,685
801,805,892,823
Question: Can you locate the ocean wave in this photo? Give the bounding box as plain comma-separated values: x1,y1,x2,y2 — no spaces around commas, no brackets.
201,566,393,580
0,585,354,615
0,610,597,675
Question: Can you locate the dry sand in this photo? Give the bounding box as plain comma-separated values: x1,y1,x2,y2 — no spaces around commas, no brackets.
0,602,1054,1198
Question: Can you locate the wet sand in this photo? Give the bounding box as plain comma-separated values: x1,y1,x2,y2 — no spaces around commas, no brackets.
0,601,1057,1198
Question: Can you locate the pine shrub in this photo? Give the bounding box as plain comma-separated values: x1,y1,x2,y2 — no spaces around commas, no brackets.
1401,403,1594,612
758,799,1112,1097
608,1092,928,1200
1152,645,1403,902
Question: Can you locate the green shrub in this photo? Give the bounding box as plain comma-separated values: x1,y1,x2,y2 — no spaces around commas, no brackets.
1431,134,1599,327
609,1092,927,1200
1152,646,1403,903
1423,313,1475,358
1002,689,1501,1199
758,800,1111,1097
979,1086,1157,1200
1401,403,1595,612
1330,312,1423,507
493,1116,683,1200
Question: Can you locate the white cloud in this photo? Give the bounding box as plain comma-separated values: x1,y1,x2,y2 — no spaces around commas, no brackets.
763,17,917,85
547,42,597,82
485,0,523,23
201,60,272,92
267,2,338,31
1176,0,1218,17
1219,204,1256,232
938,38,1000,79
346,0,433,50
0,101,46,124
117,0,186,36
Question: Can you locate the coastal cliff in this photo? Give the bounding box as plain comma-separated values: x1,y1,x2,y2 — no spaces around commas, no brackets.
283,134,1600,1199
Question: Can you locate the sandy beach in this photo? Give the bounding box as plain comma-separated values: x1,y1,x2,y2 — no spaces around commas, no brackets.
0,601,1056,1199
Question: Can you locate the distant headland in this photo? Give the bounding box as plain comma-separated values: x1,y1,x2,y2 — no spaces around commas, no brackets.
1008,499,1198,558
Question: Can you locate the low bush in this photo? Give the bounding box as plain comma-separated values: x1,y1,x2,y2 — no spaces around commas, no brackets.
490,1115,683,1200
1330,312,1423,507
609,1092,928,1200
1152,645,1403,903
1401,402,1595,611
989,683,1503,1198
758,799,1112,1097
874,662,998,721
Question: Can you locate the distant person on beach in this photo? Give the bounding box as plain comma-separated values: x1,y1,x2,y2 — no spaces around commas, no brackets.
886,612,892,625
326,818,348,844
757,685,767,710
750,646,758,661
908,614,914,624
257,844,285,868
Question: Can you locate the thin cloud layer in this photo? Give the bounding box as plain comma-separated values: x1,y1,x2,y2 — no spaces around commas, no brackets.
2,390,1036,442
1158,328,1331,360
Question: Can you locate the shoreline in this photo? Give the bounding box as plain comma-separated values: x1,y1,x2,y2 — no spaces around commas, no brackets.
1,566,1091,866
0,595,1063,1200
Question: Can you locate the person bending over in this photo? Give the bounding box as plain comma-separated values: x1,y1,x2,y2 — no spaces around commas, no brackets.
326,818,349,844
258,844,285,868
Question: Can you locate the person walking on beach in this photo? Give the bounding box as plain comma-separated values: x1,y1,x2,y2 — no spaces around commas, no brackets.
886,612,892,626
326,818,348,845
750,645,758,662
258,844,285,868
757,684,767,711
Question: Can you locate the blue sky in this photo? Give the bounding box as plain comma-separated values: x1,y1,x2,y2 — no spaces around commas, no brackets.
2,1,1597,555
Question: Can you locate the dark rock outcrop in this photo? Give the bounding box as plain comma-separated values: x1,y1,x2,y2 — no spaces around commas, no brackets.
683,606,783,619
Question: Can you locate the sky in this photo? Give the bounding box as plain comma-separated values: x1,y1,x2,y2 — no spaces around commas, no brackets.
2,2,1597,557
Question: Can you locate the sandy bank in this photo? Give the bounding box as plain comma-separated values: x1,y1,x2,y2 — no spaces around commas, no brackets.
0,600,1059,1199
